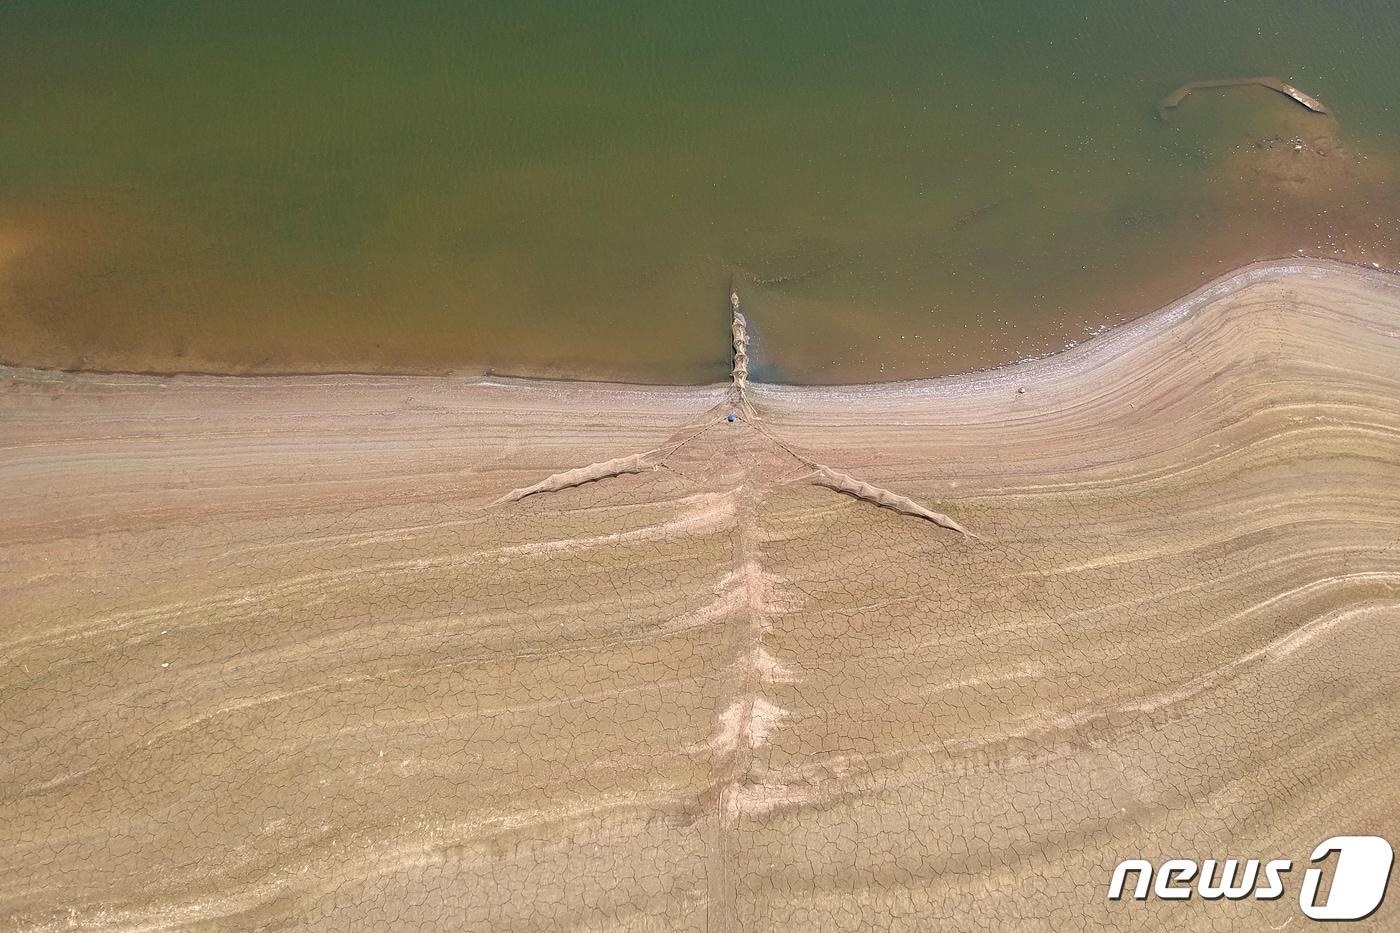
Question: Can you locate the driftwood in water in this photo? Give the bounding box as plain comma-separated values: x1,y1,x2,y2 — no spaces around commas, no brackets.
729,284,757,418
1157,77,1329,121
498,281,967,541
810,466,969,535
499,453,654,503
730,290,750,394
950,198,1008,230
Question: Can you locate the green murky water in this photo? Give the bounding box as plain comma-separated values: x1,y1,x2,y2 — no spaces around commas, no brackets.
2,1,1399,383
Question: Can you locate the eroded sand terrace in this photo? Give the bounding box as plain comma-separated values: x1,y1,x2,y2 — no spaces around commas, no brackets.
1,261,1398,930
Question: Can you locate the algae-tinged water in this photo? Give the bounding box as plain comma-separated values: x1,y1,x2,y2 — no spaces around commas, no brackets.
3,1,1399,382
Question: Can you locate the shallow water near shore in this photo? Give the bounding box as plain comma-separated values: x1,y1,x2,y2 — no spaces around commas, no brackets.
3,1,1400,383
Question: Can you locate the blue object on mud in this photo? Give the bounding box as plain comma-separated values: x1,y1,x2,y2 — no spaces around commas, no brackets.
727,413,736,422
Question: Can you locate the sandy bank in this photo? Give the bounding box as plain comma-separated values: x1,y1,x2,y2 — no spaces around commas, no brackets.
2,260,1398,931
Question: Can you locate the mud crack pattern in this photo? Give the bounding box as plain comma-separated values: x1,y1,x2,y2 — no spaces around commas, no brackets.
1,261,1398,930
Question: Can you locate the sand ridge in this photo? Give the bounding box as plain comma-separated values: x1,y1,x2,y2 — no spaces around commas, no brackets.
1,260,1398,930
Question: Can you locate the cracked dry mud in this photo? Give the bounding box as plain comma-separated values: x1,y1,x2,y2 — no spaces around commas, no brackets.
2,260,1399,930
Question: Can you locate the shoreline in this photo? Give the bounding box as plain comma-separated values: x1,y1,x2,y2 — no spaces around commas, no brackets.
3,257,1394,400
2,257,1394,393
